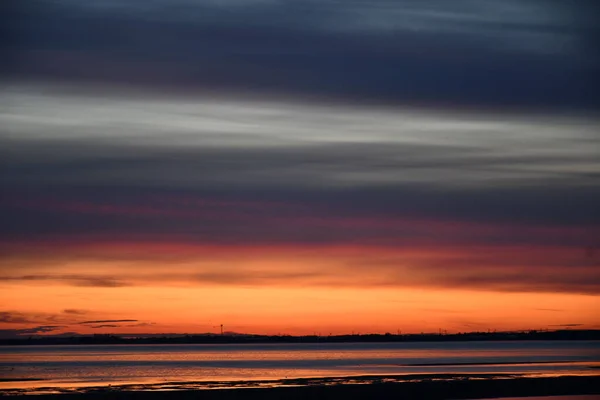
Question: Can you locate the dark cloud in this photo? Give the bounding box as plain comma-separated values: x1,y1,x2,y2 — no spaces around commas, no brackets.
79,319,138,325
125,322,155,327
3,137,599,192
16,325,65,334
1,132,598,248
421,270,600,295
341,253,600,294
0,310,113,326
2,0,599,110
0,311,145,337
89,324,120,329
0,275,129,288
62,309,88,315
0,311,36,324
190,271,324,286
3,247,598,294
1,183,598,249
0,311,69,325
453,320,490,329
0,325,65,338
549,324,584,327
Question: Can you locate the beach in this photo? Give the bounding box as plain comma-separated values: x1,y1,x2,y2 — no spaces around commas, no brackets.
2,375,599,399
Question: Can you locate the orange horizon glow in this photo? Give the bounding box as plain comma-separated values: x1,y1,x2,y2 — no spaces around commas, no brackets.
2,240,599,338
2,283,599,336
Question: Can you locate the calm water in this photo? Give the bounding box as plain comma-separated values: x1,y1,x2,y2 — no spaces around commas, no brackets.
1,341,599,391
473,397,600,400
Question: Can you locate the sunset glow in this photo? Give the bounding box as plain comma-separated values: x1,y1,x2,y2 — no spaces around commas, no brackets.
2,0,599,340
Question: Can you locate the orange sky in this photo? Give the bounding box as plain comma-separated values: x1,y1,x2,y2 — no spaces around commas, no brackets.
1,241,599,337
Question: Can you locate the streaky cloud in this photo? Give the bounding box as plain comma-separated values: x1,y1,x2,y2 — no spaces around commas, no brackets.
79,319,138,325
0,274,129,288
2,0,598,109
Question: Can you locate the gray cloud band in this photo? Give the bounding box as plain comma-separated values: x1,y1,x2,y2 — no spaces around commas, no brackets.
2,0,599,109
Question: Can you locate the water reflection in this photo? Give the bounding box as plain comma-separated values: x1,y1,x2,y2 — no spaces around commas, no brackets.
1,341,599,393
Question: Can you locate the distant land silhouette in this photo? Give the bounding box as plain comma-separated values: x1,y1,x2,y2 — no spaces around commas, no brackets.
1,329,598,346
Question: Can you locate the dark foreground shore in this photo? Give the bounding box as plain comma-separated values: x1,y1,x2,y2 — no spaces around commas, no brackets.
4,375,599,400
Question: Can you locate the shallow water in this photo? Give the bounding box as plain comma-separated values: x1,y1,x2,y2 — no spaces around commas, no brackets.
1,341,599,391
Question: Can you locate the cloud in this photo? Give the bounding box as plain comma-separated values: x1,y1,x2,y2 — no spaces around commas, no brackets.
0,311,37,324
0,90,598,250
419,269,600,295
63,309,88,315
0,275,129,288
0,310,129,328
0,311,70,325
2,0,598,109
5,138,599,193
0,325,65,338
1,244,598,294
16,325,65,334
79,319,138,324
89,324,120,328
125,322,155,327
0,61,598,298
0,311,146,337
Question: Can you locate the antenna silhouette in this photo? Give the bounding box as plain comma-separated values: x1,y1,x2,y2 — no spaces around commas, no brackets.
213,324,224,335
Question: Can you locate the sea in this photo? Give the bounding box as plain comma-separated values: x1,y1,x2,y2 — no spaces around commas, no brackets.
1,340,599,393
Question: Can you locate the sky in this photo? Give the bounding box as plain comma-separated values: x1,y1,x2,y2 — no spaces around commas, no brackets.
1,0,599,338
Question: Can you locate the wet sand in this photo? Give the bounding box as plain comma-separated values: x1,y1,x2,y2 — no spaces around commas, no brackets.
473,396,600,400
2,375,599,399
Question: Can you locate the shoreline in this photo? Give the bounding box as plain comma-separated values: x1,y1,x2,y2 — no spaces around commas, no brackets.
2,331,599,346
2,375,600,399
